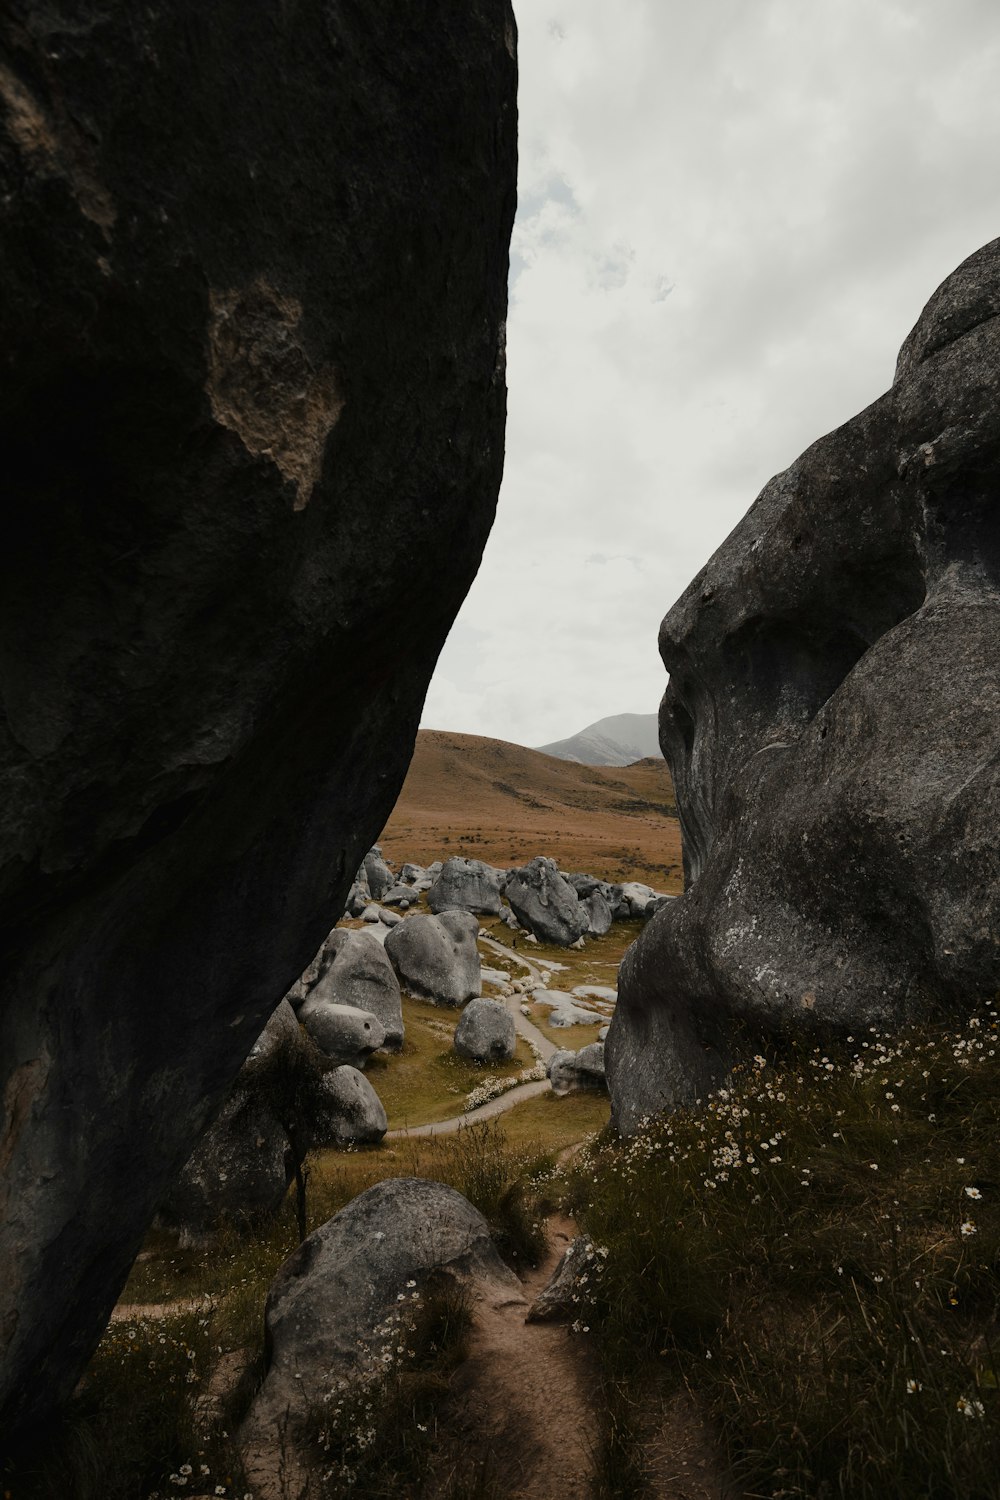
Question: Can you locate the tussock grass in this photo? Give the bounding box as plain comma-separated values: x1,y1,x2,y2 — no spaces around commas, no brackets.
570,1006,1000,1499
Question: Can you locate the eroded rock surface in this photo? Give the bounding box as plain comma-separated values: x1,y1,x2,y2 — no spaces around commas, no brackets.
0,0,515,1438
428,855,505,915
454,996,516,1063
608,240,1000,1134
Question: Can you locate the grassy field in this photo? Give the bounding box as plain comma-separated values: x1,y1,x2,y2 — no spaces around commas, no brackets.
378,729,682,890
366,996,537,1127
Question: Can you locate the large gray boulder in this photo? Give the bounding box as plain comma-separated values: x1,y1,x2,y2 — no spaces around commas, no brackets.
454,997,517,1063
240,1178,522,1496
582,889,613,936
384,910,481,1006
298,998,385,1068
305,927,404,1051
0,0,515,1440
428,855,504,915
609,239,1000,1135
361,847,395,901
503,857,589,946
311,1066,387,1148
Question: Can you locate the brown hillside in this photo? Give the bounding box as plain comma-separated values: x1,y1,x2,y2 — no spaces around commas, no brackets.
378,730,683,890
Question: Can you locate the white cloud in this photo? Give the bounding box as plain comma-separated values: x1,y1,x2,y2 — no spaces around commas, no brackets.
424,0,1000,746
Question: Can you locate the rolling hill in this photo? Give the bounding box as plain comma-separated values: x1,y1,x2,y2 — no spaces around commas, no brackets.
378,729,682,890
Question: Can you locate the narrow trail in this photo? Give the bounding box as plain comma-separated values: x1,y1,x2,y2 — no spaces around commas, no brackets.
455,1210,736,1500
384,1076,552,1139
451,1212,600,1499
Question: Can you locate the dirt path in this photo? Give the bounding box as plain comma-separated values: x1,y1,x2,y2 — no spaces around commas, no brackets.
450,1212,600,1498
385,1077,552,1139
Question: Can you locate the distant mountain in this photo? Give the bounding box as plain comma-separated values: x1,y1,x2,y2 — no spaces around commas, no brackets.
536,712,662,767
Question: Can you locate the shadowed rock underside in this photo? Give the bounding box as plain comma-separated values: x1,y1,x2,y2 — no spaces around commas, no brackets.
0,0,516,1436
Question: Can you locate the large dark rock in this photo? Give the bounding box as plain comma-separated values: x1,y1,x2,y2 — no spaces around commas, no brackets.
0,1,515,1439
608,240,1000,1135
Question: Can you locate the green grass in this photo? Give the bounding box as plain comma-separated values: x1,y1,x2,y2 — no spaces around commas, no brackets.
366,996,536,1128
569,1006,1000,1500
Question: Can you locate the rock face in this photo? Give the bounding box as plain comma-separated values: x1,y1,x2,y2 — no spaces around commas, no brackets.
0,2,516,1440
428,855,504,915
503,857,589,946
303,928,404,1051
241,1177,522,1495
454,997,517,1063
608,240,1000,1135
384,910,481,1006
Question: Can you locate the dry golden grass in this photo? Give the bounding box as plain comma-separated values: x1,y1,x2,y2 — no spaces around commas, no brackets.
378,729,682,890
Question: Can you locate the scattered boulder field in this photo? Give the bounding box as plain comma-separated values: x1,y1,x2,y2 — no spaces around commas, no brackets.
157,843,644,1232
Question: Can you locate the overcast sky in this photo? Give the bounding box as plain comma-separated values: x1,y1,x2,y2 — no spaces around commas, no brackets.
421,0,1000,748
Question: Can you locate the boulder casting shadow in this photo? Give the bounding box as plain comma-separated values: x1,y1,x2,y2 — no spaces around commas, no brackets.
608,239,1000,1134
0,1,516,1439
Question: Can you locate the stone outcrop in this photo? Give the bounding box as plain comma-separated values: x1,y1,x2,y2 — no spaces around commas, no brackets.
427,855,505,915
158,1006,296,1238
0,1,515,1439
384,910,481,1006
453,996,517,1063
608,240,1000,1135
503,857,589,946
240,1177,522,1497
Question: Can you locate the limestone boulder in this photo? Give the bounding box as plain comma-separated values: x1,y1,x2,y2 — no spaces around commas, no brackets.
428,856,504,915
361,847,395,901
526,1235,597,1323
158,1086,290,1238
384,911,481,1006
240,1178,523,1496
304,928,404,1051
503,857,589,946
609,239,1000,1135
582,889,613,936
298,999,385,1068
548,1044,607,1096
453,998,517,1063
310,1066,387,1148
